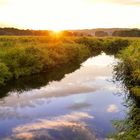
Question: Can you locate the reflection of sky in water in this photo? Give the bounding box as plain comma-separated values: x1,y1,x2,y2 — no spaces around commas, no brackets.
4,112,95,140
0,53,127,139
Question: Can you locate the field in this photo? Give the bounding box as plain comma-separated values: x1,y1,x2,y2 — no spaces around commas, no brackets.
0,36,90,85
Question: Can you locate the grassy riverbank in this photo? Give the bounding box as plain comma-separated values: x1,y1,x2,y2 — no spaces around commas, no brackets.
114,39,140,98
113,39,140,140
0,36,130,86
0,36,139,96
0,36,90,86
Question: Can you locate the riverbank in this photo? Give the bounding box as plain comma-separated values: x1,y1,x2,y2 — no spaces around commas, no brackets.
0,36,140,97
0,36,90,86
112,39,140,140
114,39,140,98
0,36,130,86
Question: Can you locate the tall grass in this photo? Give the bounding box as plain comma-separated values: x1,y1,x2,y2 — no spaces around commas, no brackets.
0,36,91,86
75,37,130,54
114,40,140,97
113,39,140,139
0,36,135,86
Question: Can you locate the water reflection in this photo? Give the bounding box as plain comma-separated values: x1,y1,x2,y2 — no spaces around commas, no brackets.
0,63,81,97
0,53,127,139
4,112,95,140
68,102,91,110
107,104,119,113
0,53,115,109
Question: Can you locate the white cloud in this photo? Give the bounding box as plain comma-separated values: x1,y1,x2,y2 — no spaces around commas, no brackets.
107,104,119,113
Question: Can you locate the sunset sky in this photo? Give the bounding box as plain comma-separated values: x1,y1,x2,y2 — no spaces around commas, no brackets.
0,0,140,30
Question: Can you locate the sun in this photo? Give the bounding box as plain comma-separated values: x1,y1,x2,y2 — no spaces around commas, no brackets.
51,27,63,33
51,27,64,37
52,29,62,33
50,28,64,38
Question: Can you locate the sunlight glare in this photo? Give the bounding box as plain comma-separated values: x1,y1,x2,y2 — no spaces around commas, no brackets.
0,0,140,29
52,28,62,33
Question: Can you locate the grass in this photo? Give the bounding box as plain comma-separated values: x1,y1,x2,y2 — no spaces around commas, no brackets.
75,37,130,54
0,36,139,93
110,98,140,140
113,39,140,139
0,36,91,86
114,40,140,98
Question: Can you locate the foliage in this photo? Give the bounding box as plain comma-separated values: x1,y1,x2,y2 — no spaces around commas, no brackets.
75,37,130,54
0,36,138,89
0,35,140,139
114,40,140,97
113,39,140,139
0,36,91,86
0,62,12,85
95,31,108,37
110,99,140,140
113,29,140,37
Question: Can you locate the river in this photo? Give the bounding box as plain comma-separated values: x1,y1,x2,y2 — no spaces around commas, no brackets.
0,53,129,140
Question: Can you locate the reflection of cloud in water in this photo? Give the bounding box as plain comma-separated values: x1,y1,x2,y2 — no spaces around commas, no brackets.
0,107,29,120
68,102,91,110
0,85,97,109
0,54,115,109
83,53,115,67
107,104,119,113
5,112,96,140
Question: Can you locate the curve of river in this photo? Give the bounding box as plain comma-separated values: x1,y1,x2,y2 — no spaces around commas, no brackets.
0,53,128,140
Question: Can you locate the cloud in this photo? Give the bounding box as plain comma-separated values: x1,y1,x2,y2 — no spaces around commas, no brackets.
107,104,119,113
4,112,95,140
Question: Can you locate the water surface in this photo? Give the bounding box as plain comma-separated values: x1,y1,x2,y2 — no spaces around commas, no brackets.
0,53,127,140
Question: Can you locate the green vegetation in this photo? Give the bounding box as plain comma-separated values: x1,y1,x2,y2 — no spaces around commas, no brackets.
1,27,140,37
95,31,108,37
0,36,131,86
113,39,140,139
110,97,140,140
0,35,140,139
113,29,140,37
0,36,139,96
114,40,140,98
0,36,92,86
75,37,130,54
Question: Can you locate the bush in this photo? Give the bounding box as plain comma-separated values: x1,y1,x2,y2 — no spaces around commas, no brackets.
0,36,91,85
0,62,12,85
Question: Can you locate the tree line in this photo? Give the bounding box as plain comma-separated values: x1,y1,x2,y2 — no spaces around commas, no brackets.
0,27,140,37
0,28,50,36
112,29,140,37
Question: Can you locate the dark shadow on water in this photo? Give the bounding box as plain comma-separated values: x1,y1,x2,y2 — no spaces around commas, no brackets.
0,49,117,99
0,62,82,98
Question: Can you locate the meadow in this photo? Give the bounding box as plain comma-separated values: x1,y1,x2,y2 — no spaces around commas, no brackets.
0,36,90,86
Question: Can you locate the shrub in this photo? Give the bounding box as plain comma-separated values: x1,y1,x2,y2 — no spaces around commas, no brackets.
0,62,12,85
